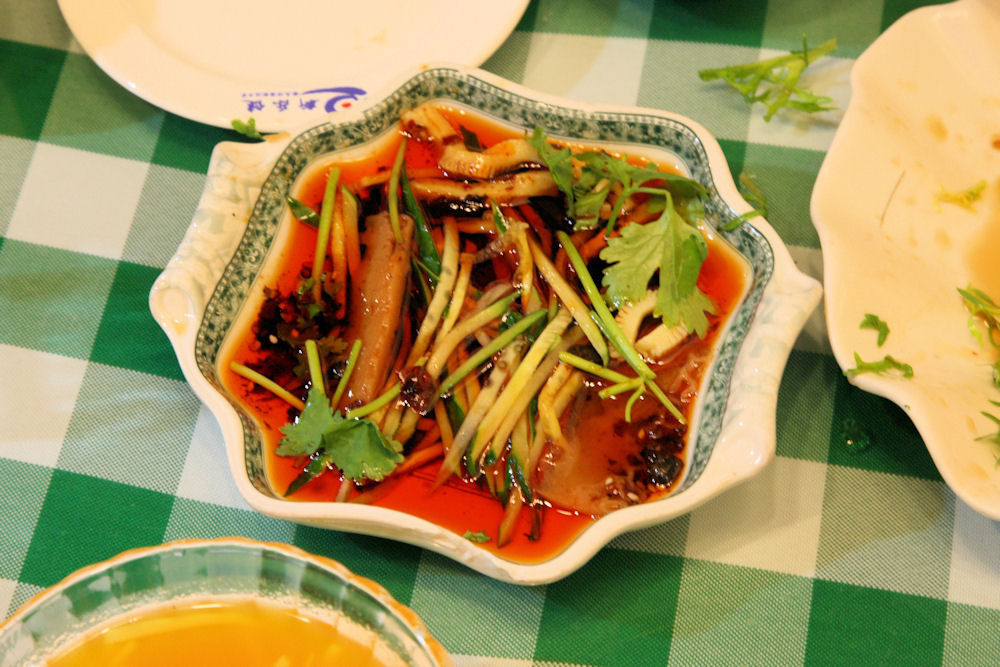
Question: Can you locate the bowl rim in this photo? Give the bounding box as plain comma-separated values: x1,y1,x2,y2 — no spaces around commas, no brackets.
151,64,823,584
0,536,451,665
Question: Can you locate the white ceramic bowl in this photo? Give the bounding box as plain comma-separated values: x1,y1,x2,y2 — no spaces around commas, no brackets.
0,538,450,666
151,66,822,584
811,0,1000,519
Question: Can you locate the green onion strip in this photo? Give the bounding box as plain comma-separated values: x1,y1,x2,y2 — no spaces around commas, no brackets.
229,362,305,411
556,231,685,424
387,139,407,244
330,339,362,409
437,309,547,399
311,167,340,303
436,340,526,482
346,384,401,420
303,339,326,397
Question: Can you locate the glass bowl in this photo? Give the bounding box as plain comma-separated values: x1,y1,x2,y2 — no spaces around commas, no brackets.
0,537,450,666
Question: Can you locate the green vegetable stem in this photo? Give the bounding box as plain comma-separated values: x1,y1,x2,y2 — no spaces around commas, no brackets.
698,38,837,121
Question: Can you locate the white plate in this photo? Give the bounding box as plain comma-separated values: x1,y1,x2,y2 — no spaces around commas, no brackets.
812,0,1000,518
57,0,529,131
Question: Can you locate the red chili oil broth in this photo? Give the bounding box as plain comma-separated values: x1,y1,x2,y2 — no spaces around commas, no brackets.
221,105,749,563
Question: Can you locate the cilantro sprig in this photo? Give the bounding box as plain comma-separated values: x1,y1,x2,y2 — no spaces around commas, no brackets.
976,402,1000,467
277,340,402,495
958,285,1000,455
846,353,913,379
529,128,715,337
527,128,706,231
860,313,890,347
231,117,263,140
600,194,715,337
698,38,837,121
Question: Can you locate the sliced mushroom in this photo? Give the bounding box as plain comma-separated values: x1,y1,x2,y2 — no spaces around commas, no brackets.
401,103,543,179
408,171,558,204
614,290,690,360
442,138,543,180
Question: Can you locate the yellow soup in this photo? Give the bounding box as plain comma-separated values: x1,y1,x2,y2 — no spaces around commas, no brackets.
47,597,390,667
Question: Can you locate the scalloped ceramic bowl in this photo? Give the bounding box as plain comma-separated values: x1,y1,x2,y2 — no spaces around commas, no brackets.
811,0,1000,519
0,538,450,666
150,66,822,584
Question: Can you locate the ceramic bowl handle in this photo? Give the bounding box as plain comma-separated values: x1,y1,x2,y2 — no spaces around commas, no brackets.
149,139,285,348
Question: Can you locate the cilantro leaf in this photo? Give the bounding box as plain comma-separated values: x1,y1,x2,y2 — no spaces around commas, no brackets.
463,530,491,543
322,416,403,483
737,172,769,219
529,129,706,230
601,197,715,336
698,38,836,121
529,127,576,211
276,386,337,457
530,127,715,336
845,353,913,379
860,313,890,347
600,218,663,307
574,151,706,230
286,195,320,227
937,180,986,211
976,402,1000,459
959,285,1000,350
284,453,332,497
277,383,402,486
231,117,263,140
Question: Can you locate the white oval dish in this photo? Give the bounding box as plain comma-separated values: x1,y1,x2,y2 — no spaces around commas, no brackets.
811,0,1000,518
151,66,822,584
56,0,529,131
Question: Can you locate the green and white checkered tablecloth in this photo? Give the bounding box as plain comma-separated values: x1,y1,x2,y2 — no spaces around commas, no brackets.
3,0,997,664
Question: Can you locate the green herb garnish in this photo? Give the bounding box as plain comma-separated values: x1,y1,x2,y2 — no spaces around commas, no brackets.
600,194,715,337
698,37,837,121
738,173,769,219
463,530,491,543
279,405,403,491
559,232,685,423
936,180,986,211
286,196,320,227
958,286,1000,450
277,385,337,458
860,313,890,347
976,403,1000,467
529,128,713,337
277,338,403,493
231,117,263,140
720,172,768,230
846,352,914,379
528,128,707,230
402,170,441,282
959,285,1000,354
576,151,707,232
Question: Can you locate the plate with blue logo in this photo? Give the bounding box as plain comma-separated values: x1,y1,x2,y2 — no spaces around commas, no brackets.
57,0,530,132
